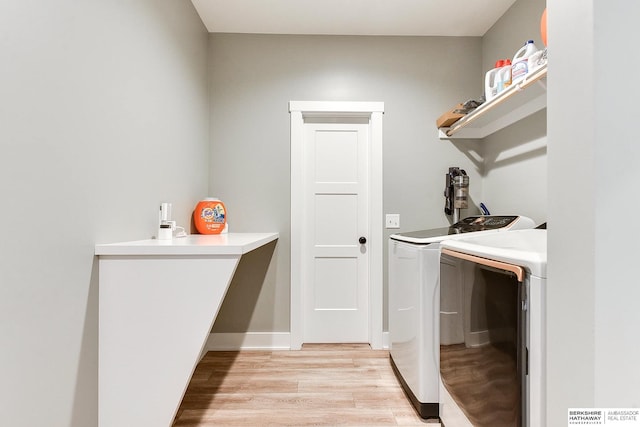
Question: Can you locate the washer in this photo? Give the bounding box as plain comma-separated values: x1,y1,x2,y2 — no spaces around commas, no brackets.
438,228,547,427
388,215,535,419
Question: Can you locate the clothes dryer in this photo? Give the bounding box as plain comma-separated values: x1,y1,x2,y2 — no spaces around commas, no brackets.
438,228,547,427
388,215,535,419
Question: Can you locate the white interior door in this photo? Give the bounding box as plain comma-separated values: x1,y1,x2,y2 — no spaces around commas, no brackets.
303,121,369,343
290,101,384,350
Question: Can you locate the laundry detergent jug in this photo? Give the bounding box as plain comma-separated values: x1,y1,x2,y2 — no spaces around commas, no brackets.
485,60,504,101
511,40,538,83
497,59,512,93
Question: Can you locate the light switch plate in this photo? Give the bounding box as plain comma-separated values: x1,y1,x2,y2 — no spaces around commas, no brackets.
385,214,400,229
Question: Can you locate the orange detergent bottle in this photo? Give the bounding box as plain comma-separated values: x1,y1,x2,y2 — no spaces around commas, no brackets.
194,198,227,234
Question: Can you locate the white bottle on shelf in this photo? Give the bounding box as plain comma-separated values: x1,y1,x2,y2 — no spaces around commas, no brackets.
511,40,538,83
497,59,512,94
485,60,504,101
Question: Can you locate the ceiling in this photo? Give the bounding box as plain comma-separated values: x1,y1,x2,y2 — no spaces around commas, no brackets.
190,0,518,37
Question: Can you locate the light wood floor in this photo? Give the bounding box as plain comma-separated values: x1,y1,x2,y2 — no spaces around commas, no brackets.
440,343,520,427
173,344,441,426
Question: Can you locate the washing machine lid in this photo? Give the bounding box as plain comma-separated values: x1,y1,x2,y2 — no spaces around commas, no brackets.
440,228,547,278
390,215,534,244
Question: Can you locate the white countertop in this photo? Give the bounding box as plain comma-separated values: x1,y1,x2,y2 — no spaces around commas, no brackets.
95,232,279,256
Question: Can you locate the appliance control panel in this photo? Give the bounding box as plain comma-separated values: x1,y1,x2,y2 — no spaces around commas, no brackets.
391,215,532,243
449,215,520,233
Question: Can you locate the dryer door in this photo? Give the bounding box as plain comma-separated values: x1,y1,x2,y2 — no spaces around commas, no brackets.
440,250,527,427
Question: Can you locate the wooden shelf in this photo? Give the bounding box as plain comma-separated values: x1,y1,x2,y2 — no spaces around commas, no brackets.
439,63,547,139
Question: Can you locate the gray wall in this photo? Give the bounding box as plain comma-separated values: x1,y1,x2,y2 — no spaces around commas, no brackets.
18,1,637,425
209,0,550,336
481,0,547,224
207,34,484,332
548,0,640,422
0,1,209,426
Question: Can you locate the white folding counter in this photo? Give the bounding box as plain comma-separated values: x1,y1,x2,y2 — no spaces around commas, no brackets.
95,233,279,427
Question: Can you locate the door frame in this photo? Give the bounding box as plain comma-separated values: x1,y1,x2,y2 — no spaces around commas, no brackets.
289,101,384,350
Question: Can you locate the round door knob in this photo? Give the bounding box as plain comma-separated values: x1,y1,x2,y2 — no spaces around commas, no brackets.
359,237,367,244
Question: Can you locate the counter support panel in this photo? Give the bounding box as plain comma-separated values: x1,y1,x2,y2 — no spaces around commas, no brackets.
95,233,278,427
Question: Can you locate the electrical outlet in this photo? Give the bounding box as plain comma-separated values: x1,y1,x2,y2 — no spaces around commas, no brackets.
385,214,400,229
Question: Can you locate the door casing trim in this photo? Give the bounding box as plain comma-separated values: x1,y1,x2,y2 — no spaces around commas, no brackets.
289,101,384,350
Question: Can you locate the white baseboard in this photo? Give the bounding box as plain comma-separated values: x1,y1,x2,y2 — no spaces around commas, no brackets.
204,331,390,352
204,332,292,351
